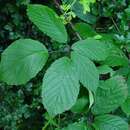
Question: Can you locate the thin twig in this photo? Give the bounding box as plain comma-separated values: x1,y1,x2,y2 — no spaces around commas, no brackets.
111,17,121,34
42,118,51,130
48,50,65,54
69,22,82,40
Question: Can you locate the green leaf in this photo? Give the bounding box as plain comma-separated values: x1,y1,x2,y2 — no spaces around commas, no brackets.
75,22,97,39
92,76,128,115
27,4,68,43
71,52,99,93
125,6,130,20
71,96,88,113
103,45,129,67
115,66,130,77
72,39,109,61
97,65,113,75
0,39,48,85
88,90,94,108
127,74,130,96
126,44,130,52
72,2,96,24
100,33,114,43
79,0,96,13
94,114,129,130
42,57,80,116
61,122,90,130
121,97,130,116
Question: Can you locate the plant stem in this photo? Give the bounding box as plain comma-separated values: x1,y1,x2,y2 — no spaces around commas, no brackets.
111,17,121,34
69,22,82,40
58,114,61,128
42,121,49,130
42,118,52,130
70,0,77,7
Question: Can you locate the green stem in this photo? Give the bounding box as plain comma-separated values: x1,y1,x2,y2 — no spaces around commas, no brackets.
42,118,52,130
111,17,121,34
58,114,61,128
70,0,77,7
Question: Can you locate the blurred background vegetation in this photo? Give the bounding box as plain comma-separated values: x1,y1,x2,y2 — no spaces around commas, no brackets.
0,0,130,130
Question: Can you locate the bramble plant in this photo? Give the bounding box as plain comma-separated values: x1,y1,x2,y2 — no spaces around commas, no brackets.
0,0,130,130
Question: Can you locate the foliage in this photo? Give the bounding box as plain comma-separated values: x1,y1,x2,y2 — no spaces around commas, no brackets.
0,0,130,130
